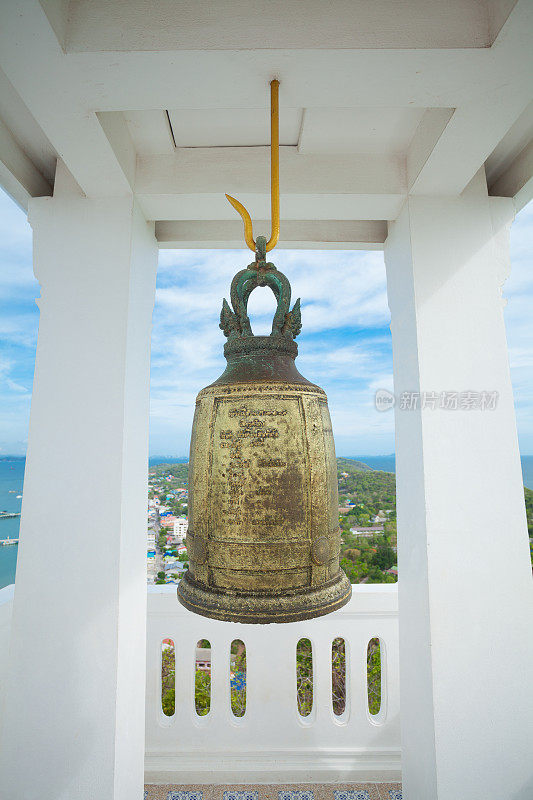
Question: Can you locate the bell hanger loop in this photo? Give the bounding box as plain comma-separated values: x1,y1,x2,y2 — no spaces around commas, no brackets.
225,79,280,255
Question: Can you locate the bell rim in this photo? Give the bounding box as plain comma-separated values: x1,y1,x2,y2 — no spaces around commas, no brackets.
177,570,352,624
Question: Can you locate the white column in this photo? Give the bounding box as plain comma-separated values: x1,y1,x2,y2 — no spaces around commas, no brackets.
0,169,158,799
384,170,533,800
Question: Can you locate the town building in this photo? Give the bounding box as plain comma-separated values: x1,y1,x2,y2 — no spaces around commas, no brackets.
350,526,386,538
173,517,188,542
159,514,177,529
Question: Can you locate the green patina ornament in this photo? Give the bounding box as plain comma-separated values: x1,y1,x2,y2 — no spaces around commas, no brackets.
219,236,301,341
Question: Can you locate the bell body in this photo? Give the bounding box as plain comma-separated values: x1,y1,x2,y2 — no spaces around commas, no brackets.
178,333,352,623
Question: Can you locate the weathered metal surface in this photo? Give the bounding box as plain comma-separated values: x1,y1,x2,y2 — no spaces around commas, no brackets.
178,239,351,623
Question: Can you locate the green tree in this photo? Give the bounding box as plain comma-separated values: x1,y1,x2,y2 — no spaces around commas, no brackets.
195,669,211,715
524,487,533,543
162,688,175,716
367,638,382,715
161,644,175,716
371,542,396,571
332,637,346,715
230,640,247,717
344,548,361,562
296,638,313,717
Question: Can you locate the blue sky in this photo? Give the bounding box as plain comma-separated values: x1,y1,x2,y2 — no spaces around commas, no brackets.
0,187,531,456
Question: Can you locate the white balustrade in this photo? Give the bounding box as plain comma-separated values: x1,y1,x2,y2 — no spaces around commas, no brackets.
0,583,400,784
145,584,400,784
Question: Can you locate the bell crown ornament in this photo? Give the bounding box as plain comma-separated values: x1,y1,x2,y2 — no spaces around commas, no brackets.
221,235,301,342
213,236,306,387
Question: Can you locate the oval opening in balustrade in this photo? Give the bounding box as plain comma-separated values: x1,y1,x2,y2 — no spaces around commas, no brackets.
195,638,211,716
161,638,175,717
296,638,313,717
367,637,382,716
332,637,346,716
230,639,247,717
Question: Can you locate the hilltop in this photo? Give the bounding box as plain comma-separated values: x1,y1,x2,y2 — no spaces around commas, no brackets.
336,457,374,472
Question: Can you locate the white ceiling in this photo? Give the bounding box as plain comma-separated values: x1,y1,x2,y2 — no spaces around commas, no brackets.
298,108,426,155
167,107,303,148
125,107,427,156
123,111,175,156
0,0,530,241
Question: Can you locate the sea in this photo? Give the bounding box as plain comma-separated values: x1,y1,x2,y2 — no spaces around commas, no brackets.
1,454,532,591
0,459,25,591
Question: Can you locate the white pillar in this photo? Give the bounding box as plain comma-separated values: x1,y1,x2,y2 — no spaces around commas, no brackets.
0,169,158,799
384,171,533,800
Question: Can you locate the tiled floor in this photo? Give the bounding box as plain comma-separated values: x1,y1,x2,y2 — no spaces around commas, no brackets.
143,785,402,800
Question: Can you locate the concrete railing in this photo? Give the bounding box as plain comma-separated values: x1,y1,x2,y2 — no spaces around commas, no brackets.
145,584,401,783
0,583,401,784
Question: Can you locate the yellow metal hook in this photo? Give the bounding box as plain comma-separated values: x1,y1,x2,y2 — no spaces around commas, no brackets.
226,79,280,254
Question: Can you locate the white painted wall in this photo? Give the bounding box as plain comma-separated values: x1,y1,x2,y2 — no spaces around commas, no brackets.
0,174,158,800
385,170,533,800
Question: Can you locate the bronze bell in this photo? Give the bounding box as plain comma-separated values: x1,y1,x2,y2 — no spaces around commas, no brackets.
178,237,351,623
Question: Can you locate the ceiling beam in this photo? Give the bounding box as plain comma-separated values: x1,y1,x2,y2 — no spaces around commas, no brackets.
410,1,532,195
136,149,405,195
155,219,387,250
489,138,533,211
61,0,497,51
140,193,404,223
407,108,455,191
96,112,136,190
410,98,532,196
0,115,51,210
135,148,405,221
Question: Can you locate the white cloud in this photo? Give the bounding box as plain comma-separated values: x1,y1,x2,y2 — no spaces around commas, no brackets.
6,378,29,394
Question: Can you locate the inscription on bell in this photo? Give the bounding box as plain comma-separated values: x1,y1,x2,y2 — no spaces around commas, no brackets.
212,396,307,538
